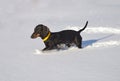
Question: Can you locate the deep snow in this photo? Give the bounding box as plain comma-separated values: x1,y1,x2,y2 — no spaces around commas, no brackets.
0,0,120,81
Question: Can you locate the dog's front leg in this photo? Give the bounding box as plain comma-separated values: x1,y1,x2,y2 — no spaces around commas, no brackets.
42,47,49,51
42,42,50,51
42,41,56,51
42,46,55,51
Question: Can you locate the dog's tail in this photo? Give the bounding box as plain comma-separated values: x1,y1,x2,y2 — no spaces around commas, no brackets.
78,21,88,33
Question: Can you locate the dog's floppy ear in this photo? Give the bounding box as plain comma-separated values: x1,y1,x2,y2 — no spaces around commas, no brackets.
35,24,44,31
42,25,50,33
37,24,50,32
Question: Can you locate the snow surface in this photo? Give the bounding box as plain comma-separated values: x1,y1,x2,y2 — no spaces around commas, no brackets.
0,0,120,81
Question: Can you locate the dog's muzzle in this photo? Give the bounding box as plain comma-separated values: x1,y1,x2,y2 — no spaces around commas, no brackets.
31,33,40,39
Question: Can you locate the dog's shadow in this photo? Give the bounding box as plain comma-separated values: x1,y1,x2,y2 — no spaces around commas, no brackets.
82,34,113,48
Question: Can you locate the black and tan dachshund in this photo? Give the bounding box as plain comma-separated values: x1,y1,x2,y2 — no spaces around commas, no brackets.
31,21,88,51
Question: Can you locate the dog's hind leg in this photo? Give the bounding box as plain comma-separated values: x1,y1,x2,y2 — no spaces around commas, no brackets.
74,35,82,48
66,43,71,47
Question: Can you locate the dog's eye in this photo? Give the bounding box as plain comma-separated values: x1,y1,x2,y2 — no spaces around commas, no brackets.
35,30,40,33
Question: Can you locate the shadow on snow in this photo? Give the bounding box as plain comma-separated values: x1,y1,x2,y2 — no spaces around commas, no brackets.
82,34,114,48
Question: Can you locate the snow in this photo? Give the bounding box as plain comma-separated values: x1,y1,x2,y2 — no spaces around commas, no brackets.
0,0,120,81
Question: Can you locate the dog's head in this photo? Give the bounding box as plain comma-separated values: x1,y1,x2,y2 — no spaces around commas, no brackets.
31,24,50,39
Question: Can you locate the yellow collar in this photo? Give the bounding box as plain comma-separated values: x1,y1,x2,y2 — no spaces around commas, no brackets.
43,32,51,42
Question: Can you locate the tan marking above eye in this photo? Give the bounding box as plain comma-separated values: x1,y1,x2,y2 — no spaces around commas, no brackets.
36,34,40,37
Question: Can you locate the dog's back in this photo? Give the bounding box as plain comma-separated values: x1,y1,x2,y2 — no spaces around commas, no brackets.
56,30,78,41
53,21,88,42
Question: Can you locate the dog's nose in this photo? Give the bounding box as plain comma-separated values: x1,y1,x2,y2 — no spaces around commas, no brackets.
31,35,35,39
31,33,40,39
31,33,35,39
